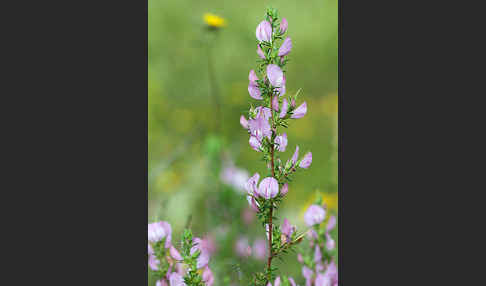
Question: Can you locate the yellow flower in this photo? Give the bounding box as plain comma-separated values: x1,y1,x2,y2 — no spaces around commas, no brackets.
204,13,226,28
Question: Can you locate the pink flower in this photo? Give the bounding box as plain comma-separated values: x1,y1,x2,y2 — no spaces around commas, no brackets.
170,245,182,261
291,145,299,165
280,18,288,34
274,277,281,286
327,215,337,232
274,133,288,152
297,253,304,263
302,266,313,286
235,237,252,257
148,221,172,248
315,273,331,286
156,280,168,286
266,64,284,87
257,177,279,199
202,266,214,286
169,272,186,286
276,75,286,96
253,238,267,260
149,254,160,271
291,102,307,118
314,245,322,263
304,205,326,226
257,45,266,59
245,173,260,195
248,70,263,100
280,183,289,196
240,115,248,129
256,20,272,42
272,95,279,111
326,232,335,251
190,237,210,269
278,37,292,56
299,152,312,169
281,218,295,241
279,98,289,118
248,110,271,141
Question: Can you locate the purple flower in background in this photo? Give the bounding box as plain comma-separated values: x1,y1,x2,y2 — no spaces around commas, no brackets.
291,102,307,119
280,18,288,34
256,20,272,42
314,245,322,263
169,272,186,286
297,253,304,263
324,260,338,286
304,205,326,226
274,133,288,152
307,229,318,240
288,277,297,286
240,115,249,129
327,215,337,232
299,152,312,169
315,273,331,286
148,221,172,248
257,177,279,199
253,238,267,260
302,266,313,286
291,145,299,165
235,236,252,257
257,45,266,59
202,266,215,286
272,95,279,111
267,64,284,87
156,280,168,286
148,244,154,255
170,245,183,261
280,183,289,196
279,98,289,118
325,232,335,251
278,37,292,56
149,255,160,271
274,277,281,286
220,161,250,192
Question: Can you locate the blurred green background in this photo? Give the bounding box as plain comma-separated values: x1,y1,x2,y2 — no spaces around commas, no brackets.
149,0,337,284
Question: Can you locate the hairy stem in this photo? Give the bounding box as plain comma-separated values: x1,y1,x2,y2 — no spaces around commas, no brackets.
267,94,276,282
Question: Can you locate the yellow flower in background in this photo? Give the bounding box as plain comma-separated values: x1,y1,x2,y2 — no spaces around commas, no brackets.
301,191,338,216
204,13,227,28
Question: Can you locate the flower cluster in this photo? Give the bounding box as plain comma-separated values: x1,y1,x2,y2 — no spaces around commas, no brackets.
297,204,338,286
240,8,312,285
148,222,215,286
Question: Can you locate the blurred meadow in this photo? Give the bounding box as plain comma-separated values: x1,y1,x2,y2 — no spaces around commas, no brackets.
149,0,337,284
